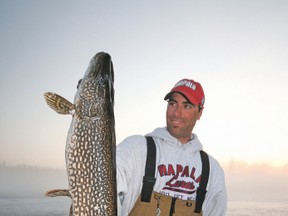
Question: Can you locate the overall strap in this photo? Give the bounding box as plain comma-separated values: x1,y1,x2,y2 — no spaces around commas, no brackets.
194,150,210,213
140,136,210,214
140,136,157,202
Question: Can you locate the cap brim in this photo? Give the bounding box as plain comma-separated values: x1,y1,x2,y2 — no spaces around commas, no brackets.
164,91,193,104
164,92,173,101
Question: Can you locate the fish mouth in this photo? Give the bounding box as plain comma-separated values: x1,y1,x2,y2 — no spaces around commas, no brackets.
86,52,114,105
77,52,114,88
88,52,113,80
70,52,115,119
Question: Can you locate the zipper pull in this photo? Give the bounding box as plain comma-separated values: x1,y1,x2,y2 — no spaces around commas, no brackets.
156,207,161,216
155,194,161,216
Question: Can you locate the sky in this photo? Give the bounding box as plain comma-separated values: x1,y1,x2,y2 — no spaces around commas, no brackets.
1,0,288,170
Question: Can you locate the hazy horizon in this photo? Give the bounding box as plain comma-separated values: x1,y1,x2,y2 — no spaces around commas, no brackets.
1,160,288,202
1,158,288,170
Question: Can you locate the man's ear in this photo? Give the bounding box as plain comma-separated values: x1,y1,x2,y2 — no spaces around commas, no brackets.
197,107,204,120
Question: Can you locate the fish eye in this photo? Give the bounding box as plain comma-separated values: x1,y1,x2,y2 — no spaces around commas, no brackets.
97,78,105,85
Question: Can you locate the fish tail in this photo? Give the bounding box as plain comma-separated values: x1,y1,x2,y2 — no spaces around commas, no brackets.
45,189,71,197
46,189,74,216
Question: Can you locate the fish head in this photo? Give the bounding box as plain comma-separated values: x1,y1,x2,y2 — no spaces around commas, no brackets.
74,52,114,118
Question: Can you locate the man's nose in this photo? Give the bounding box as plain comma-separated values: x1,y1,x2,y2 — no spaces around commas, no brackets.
174,106,181,117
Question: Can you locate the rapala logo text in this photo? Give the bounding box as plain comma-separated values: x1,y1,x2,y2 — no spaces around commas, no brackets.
158,164,201,195
174,80,196,90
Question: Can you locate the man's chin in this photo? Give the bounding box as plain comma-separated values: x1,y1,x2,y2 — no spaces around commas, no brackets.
167,127,181,137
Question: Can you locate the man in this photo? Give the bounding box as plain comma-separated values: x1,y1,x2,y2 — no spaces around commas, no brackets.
117,79,227,216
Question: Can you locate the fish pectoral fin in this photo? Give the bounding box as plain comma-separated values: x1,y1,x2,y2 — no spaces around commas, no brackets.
45,189,71,198
44,92,74,115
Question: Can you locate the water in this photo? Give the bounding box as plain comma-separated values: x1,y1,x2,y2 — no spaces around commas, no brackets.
0,197,70,216
227,201,288,216
0,198,288,215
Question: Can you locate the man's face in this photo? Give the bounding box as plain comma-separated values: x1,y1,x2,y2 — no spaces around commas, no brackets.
166,92,203,144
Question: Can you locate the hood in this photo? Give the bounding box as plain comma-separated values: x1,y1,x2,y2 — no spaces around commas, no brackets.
146,127,203,153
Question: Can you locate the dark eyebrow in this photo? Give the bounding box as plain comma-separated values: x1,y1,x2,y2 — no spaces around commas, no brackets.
167,98,177,103
183,101,194,106
168,99,194,106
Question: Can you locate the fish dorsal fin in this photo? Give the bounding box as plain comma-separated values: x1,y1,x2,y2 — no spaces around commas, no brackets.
44,92,74,115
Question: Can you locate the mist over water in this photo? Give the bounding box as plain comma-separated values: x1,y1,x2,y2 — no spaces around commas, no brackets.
1,162,288,215
1,197,287,216
1,162,287,201
223,161,288,202
0,165,67,198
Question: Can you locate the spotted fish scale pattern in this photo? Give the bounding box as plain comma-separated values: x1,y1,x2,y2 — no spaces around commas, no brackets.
44,52,116,216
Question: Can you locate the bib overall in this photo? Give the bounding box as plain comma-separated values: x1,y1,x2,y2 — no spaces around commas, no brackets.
129,137,210,216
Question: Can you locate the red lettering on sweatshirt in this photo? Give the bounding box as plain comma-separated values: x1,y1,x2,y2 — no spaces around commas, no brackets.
158,164,167,177
167,164,175,176
158,164,200,180
166,175,196,190
157,164,201,194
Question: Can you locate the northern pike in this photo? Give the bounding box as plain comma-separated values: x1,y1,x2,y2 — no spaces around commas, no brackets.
44,52,117,216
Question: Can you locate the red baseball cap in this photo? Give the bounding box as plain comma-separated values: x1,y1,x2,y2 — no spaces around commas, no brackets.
164,79,205,107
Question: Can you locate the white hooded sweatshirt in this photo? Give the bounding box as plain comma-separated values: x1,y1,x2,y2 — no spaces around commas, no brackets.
117,127,227,216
